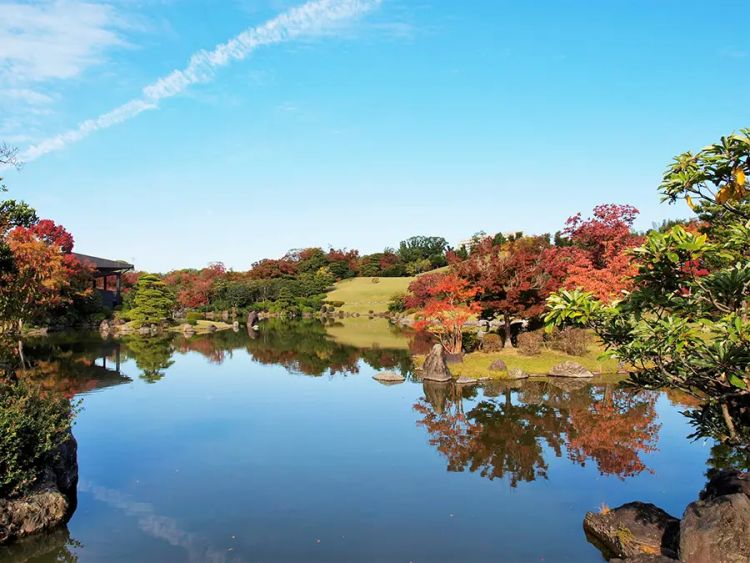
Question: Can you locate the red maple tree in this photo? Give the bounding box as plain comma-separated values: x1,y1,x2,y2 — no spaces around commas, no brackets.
413,273,481,354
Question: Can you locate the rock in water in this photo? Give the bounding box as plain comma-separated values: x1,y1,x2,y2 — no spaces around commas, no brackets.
507,368,529,379
372,371,405,384
455,376,477,386
583,502,679,560
548,361,594,378
421,344,451,382
0,435,78,545
680,493,750,563
247,311,259,329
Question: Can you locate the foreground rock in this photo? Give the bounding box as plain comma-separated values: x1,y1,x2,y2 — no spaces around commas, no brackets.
549,361,594,378
372,371,405,384
421,344,451,382
0,435,78,545
587,470,750,562
583,502,679,560
680,493,750,563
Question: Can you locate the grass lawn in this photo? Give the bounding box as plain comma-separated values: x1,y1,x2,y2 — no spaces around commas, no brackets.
326,277,415,314
168,320,234,333
325,317,410,349
414,345,621,380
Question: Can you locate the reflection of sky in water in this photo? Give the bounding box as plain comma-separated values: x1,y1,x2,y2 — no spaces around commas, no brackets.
17,327,715,562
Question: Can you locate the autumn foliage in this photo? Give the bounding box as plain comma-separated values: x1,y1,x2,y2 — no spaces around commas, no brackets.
0,220,91,329
555,204,642,302
413,274,481,354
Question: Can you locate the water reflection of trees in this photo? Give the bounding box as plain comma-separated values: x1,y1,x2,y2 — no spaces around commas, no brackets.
415,380,661,487
121,334,175,384
16,333,131,396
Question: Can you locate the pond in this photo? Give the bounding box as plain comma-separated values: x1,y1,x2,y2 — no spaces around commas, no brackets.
0,319,730,562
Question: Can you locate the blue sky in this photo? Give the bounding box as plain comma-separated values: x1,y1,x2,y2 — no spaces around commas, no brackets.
2,0,748,272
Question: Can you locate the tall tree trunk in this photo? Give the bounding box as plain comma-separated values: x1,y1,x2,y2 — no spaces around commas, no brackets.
17,319,25,372
503,313,513,348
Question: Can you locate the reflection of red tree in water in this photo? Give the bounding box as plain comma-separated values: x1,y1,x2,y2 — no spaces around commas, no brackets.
415,384,567,487
567,388,660,478
415,382,661,487
175,337,227,365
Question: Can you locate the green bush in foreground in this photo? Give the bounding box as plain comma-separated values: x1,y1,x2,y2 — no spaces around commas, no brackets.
0,381,75,498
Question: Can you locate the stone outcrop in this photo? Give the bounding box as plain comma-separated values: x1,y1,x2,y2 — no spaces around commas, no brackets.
586,470,750,562
421,344,451,382
583,502,680,560
247,311,259,329
0,435,78,545
489,359,507,372
680,493,750,563
548,361,594,378
507,367,529,379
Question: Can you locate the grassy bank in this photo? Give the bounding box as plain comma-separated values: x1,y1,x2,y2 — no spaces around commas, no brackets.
326,277,415,314
415,345,620,380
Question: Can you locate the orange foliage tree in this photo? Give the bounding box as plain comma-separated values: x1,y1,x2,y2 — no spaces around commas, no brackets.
555,204,642,302
413,273,481,354
0,221,91,332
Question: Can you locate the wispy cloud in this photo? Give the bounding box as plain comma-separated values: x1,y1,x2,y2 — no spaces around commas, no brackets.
0,1,127,84
16,0,382,163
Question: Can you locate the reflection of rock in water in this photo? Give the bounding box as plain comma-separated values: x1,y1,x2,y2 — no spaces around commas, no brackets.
0,527,81,562
422,381,452,414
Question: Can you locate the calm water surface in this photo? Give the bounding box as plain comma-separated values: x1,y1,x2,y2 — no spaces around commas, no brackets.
1,319,722,562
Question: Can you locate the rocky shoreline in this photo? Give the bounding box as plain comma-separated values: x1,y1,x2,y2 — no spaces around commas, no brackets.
0,434,78,546
584,470,750,562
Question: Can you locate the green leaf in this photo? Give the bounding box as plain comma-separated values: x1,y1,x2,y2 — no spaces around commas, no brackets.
728,373,748,389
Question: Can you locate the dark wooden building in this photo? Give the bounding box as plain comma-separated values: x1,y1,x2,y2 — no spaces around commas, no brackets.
73,253,134,308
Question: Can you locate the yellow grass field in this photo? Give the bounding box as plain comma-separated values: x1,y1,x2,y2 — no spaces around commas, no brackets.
326,276,414,314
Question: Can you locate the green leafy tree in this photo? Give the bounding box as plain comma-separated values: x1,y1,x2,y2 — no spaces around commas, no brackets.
129,274,176,327
546,128,750,443
398,235,448,269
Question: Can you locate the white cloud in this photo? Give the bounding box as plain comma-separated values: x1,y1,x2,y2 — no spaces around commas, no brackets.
0,1,127,84
0,88,55,105
16,0,382,163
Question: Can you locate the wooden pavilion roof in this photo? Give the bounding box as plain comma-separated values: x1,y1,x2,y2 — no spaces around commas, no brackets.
73,253,134,274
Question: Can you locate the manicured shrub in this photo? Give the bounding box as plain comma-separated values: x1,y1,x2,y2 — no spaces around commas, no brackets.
462,331,481,353
371,277,380,284
0,382,76,498
517,331,543,356
481,333,503,352
548,327,589,356
388,294,406,313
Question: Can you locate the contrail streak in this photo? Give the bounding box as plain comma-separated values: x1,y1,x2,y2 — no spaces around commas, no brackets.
17,0,381,163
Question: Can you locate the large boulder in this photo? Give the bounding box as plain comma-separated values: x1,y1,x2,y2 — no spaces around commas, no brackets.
421,344,452,382
680,493,750,563
507,367,529,380
583,502,679,560
549,361,594,378
489,359,507,372
247,311,259,329
0,435,78,545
